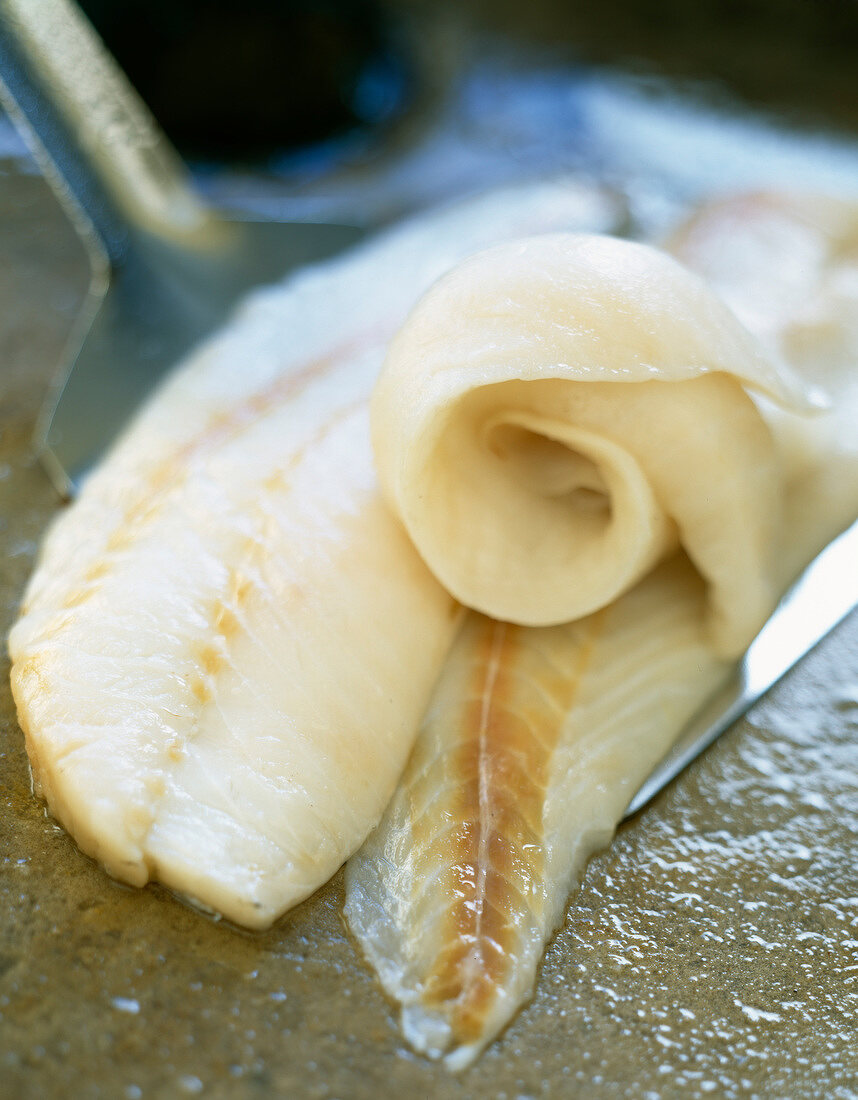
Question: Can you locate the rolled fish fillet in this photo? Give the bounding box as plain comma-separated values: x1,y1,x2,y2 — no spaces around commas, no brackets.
9,181,620,928
371,233,808,656
348,201,858,1067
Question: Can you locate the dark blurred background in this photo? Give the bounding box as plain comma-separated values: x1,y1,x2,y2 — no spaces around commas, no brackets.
77,0,410,161
75,0,858,167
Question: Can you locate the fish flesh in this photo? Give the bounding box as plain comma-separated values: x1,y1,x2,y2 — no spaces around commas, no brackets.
670,191,858,569
345,555,729,1069
9,181,620,928
345,196,858,1066
370,233,808,655
11,175,857,1065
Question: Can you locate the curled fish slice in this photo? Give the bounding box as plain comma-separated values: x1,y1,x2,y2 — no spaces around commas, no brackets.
9,181,621,928
345,555,730,1069
348,194,858,1067
371,233,805,657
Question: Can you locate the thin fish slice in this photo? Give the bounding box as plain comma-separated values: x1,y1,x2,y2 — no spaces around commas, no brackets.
370,233,805,657
345,555,729,1068
670,191,858,571
347,192,858,1066
9,182,620,928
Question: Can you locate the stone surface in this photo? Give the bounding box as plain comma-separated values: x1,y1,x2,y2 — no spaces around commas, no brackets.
1,123,857,1100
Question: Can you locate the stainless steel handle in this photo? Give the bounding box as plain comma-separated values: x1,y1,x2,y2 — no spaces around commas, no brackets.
0,0,210,264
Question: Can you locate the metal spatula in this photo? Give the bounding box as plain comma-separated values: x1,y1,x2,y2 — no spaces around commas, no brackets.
0,0,364,497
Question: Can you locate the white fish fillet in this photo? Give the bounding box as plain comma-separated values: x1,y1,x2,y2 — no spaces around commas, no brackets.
371,233,809,655
346,555,729,1069
8,182,620,928
345,195,858,1066
670,191,858,569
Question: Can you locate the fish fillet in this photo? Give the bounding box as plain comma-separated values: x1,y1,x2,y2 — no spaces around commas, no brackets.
670,191,858,567
345,196,858,1065
371,233,809,655
9,181,620,928
346,555,729,1069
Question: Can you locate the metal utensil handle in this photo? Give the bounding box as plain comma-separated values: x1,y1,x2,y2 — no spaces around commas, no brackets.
0,0,209,263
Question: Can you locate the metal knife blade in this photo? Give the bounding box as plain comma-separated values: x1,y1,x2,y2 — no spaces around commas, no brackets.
624,515,858,819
